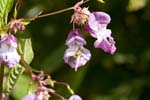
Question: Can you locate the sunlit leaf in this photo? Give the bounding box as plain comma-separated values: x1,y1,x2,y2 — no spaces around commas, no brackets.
127,0,148,12
11,75,30,100
0,0,14,26
6,64,25,95
18,38,34,64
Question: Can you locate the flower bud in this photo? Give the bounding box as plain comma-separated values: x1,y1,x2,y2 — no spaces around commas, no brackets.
10,19,25,33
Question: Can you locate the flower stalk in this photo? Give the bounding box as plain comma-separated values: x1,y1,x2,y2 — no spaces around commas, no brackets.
0,62,4,100
28,0,89,21
28,7,73,21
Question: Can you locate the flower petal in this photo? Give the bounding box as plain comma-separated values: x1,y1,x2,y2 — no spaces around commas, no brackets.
66,29,86,46
94,37,116,54
88,12,111,32
64,46,91,71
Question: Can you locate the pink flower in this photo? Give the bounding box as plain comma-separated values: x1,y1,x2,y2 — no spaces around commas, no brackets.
84,12,116,54
0,34,20,67
64,29,91,71
2,93,6,100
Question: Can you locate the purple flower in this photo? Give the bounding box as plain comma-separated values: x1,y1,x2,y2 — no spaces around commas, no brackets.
69,94,82,100
64,46,91,71
66,29,86,46
86,12,111,32
2,93,6,100
22,93,38,100
0,34,20,67
93,29,116,54
84,12,116,54
10,19,25,33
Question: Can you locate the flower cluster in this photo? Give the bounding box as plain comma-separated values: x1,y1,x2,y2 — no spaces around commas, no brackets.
21,71,81,100
64,0,116,70
22,72,53,100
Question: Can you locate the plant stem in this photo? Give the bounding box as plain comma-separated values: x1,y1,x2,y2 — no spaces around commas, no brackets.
28,0,89,21
20,57,33,78
54,81,74,94
0,63,4,100
29,7,74,21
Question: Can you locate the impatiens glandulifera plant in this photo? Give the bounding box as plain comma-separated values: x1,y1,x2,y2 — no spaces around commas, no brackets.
0,0,116,100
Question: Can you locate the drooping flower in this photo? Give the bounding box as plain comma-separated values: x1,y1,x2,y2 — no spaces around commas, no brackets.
0,34,20,67
10,19,25,33
64,29,91,71
69,94,82,100
84,12,116,54
66,29,86,46
64,45,91,71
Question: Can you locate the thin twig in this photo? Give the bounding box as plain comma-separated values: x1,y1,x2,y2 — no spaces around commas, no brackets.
28,0,89,21
54,81,74,94
29,7,74,21
20,57,33,78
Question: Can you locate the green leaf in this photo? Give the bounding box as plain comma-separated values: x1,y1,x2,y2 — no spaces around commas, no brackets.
5,64,25,95
97,0,105,3
18,38,34,64
0,0,14,26
127,0,148,12
13,6,17,19
11,74,30,100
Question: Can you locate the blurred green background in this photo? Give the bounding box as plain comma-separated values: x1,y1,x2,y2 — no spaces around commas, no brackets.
13,0,150,100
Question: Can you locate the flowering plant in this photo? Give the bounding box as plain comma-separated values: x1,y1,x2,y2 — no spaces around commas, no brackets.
0,0,116,100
